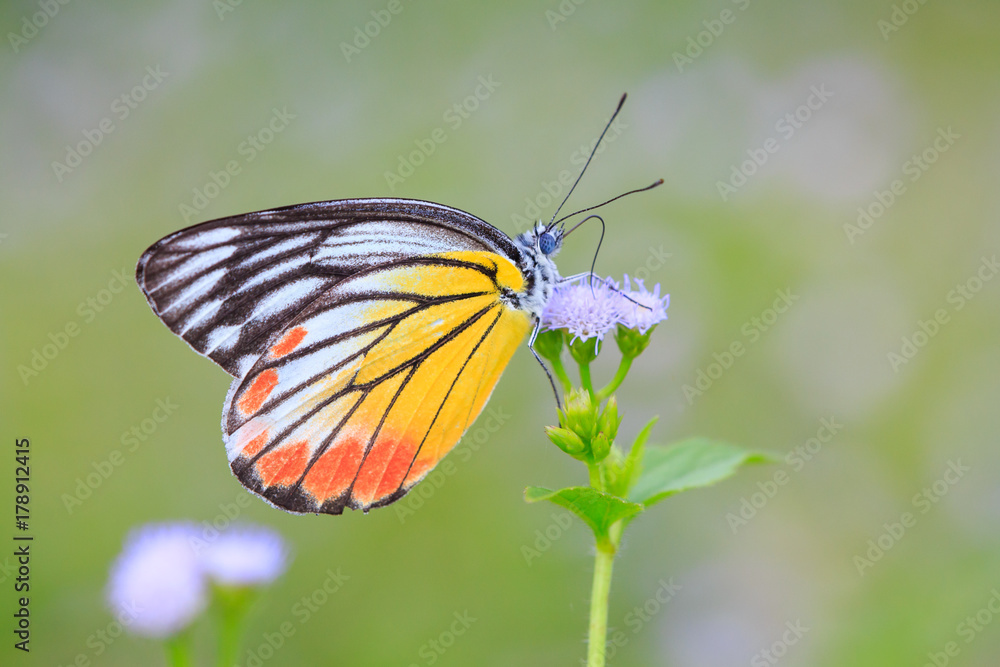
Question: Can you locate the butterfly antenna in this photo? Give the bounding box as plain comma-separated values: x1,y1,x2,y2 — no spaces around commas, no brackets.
546,93,628,232
565,212,656,309
574,214,606,296
554,178,664,229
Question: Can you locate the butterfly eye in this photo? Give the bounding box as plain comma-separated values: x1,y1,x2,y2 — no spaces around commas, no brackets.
539,232,557,255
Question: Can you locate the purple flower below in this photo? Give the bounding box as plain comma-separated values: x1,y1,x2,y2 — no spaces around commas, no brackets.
200,525,288,587
106,522,206,639
106,521,290,639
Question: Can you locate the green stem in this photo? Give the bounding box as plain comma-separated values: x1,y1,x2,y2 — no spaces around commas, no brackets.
165,632,194,667
587,463,603,491
215,587,255,667
549,354,573,394
596,355,634,403
218,609,244,667
587,522,622,667
578,361,596,399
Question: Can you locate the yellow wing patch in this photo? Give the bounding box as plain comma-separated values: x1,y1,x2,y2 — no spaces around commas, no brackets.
223,251,531,514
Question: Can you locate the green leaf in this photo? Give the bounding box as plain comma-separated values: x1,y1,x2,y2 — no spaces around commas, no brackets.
630,438,774,506
525,486,644,540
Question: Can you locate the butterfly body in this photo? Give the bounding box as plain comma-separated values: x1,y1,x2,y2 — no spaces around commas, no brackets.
138,198,562,515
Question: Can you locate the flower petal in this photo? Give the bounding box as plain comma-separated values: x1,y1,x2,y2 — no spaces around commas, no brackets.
106,523,207,638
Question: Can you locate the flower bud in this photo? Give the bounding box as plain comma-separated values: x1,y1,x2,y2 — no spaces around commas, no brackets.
615,323,654,359
545,426,588,457
534,328,564,362
559,389,598,441
568,334,600,365
597,396,622,444
591,432,611,462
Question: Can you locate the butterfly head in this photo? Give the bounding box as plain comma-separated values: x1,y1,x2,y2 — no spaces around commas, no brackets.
538,229,559,255
509,221,563,319
516,221,564,258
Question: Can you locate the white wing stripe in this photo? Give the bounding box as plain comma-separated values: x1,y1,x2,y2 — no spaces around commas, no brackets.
203,323,242,355
179,298,223,335
236,234,321,269
248,278,327,322
162,268,227,313
168,245,237,282
170,227,240,250
238,255,310,292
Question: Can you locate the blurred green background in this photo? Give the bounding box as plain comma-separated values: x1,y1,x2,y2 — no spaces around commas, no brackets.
2,0,999,665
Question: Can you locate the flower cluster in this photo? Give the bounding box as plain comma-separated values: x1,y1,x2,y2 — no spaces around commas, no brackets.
546,390,622,463
541,274,669,345
106,522,288,639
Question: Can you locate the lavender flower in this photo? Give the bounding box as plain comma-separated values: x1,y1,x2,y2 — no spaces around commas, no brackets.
200,525,288,587
542,276,624,345
616,275,669,334
542,274,670,344
106,523,206,638
107,521,290,640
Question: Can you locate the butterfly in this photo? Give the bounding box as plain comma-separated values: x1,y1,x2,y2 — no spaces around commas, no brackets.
136,94,655,515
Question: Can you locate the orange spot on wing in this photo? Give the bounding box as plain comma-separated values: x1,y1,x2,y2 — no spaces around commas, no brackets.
255,441,309,487
238,369,278,416
404,457,434,487
270,326,307,359
243,431,269,458
302,434,366,503
376,439,419,500
353,435,417,505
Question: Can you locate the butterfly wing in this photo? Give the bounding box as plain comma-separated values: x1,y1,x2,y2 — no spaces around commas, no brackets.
223,250,532,514
136,198,523,377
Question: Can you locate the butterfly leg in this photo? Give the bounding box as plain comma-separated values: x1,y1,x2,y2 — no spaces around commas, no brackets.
527,319,562,410
558,271,595,283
